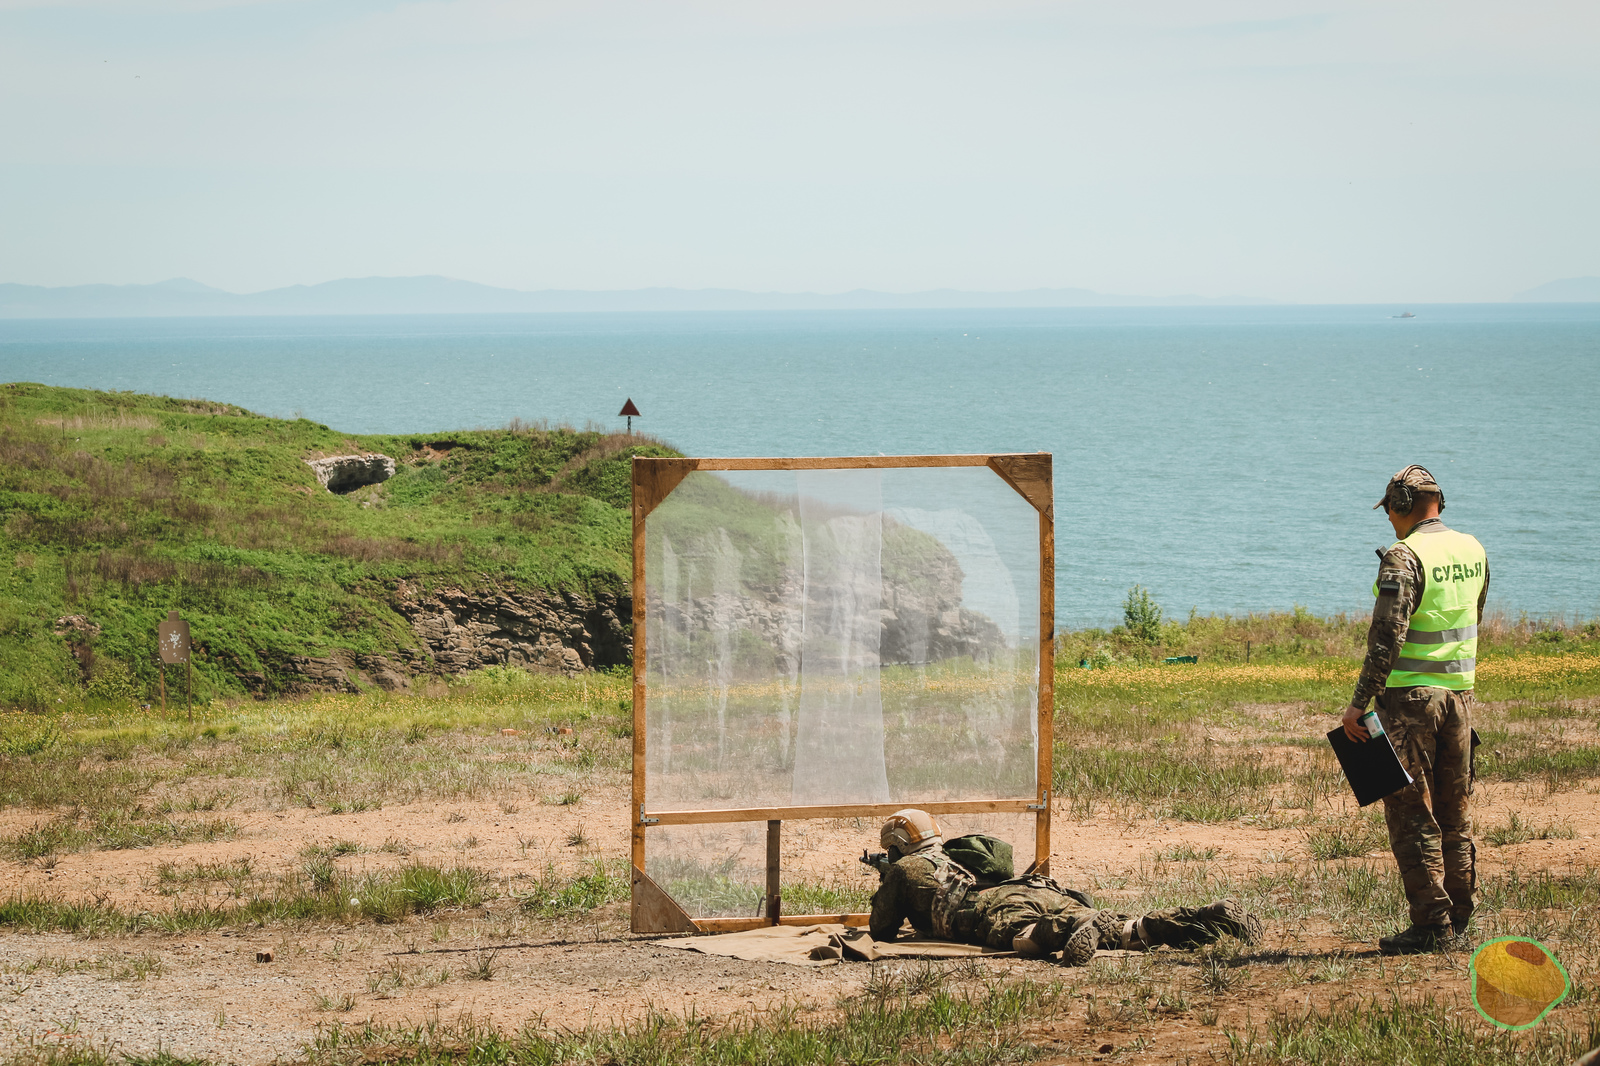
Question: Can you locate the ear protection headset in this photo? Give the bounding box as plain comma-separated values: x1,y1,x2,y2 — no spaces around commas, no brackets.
1386,478,1416,516
1382,465,1445,516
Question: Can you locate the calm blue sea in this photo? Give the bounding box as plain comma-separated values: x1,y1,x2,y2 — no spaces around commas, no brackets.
3,304,1597,627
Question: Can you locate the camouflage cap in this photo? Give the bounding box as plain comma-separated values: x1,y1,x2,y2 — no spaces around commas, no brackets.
1374,464,1443,510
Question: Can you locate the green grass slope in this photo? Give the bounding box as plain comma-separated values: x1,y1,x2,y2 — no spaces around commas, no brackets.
0,382,677,709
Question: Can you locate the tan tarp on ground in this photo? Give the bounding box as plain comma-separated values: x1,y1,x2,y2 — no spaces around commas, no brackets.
656,924,1016,966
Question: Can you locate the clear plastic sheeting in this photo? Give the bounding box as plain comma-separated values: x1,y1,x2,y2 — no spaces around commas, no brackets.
794,469,890,804
644,823,770,920
643,466,1040,815
642,813,1038,921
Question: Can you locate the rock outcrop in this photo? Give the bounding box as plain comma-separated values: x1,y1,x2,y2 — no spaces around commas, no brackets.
305,454,396,494
277,653,415,694
393,584,632,676
262,584,630,694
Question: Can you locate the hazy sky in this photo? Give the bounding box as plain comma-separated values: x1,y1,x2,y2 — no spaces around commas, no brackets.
2,1,1596,301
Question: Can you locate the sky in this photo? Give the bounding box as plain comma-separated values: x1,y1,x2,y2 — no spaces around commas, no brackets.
1,1,1597,302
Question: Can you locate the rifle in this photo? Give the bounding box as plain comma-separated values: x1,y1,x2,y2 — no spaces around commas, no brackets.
859,850,892,877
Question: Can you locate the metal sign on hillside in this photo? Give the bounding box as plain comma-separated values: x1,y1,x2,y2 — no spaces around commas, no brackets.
157,610,190,664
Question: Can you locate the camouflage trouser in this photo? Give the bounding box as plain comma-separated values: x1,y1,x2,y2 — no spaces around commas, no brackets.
950,883,1228,952
1376,686,1475,929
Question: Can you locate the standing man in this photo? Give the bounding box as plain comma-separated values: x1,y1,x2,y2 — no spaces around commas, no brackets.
1341,465,1488,955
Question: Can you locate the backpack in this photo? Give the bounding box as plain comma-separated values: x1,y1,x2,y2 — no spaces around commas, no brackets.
943,833,1015,883
943,835,1096,909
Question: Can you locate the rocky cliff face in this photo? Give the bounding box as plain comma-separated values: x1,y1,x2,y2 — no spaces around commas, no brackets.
263,584,631,694
393,584,632,676
305,454,396,494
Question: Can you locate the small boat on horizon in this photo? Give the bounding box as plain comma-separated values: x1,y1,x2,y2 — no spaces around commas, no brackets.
1392,311,1416,319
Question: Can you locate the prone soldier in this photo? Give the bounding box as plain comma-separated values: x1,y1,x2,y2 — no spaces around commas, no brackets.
866,810,1262,964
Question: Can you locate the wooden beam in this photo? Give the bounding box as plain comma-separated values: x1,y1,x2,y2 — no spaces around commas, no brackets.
987,453,1053,517
766,820,781,925
632,457,698,520
691,913,871,934
692,455,997,470
1036,491,1056,876
630,460,651,885
631,864,699,934
643,798,1036,827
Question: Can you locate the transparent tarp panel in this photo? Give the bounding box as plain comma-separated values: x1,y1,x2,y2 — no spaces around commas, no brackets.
644,467,1040,812
645,823,768,920
644,813,1037,920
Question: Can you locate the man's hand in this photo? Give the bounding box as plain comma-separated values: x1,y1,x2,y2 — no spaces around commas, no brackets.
1341,705,1370,743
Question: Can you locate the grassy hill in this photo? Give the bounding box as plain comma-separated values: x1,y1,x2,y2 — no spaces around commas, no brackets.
0,382,676,710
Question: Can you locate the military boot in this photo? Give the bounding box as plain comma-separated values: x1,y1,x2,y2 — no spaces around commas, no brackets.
1378,923,1463,955
1194,898,1263,945
1450,907,1473,939
1091,910,1125,946
1057,916,1101,967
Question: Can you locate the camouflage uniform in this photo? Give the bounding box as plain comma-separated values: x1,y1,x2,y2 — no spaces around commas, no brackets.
1349,515,1489,931
868,849,1243,953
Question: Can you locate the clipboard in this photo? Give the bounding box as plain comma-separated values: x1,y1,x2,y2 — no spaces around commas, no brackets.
1326,727,1414,806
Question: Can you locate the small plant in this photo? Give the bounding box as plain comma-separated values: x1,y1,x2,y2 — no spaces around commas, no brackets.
1197,954,1244,994
313,992,356,1012
302,840,364,859
1484,811,1576,846
445,812,468,824
104,952,163,980
463,947,499,981
556,790,582,807
516,860,629,917
303,858,337,893
565,827,590,848
1304,816,1388,861
1123,585,1164,644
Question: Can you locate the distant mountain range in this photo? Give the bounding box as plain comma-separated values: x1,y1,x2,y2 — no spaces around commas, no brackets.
1513,277,1600,302
0,276,1277,318
1,275,1594,318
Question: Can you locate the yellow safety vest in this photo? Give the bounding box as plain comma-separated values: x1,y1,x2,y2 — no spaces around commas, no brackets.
1374,524,1487,690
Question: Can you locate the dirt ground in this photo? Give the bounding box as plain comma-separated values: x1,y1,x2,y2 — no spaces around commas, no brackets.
1,709,1597,1064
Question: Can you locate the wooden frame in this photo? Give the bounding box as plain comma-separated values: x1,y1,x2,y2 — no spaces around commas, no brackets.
631,454,1054,934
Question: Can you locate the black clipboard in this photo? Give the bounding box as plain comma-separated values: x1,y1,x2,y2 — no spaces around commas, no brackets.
1326,727,1414,806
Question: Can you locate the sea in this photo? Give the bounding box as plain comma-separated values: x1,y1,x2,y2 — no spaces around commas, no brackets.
2,303,1597,628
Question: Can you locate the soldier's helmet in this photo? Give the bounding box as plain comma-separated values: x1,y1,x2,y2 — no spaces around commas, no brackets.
881,809,942,856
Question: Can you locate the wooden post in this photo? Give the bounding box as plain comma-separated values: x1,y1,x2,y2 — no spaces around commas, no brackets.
765,820,782,925
159,664,166,714
1036,495,1055,877
630,459,649,928
186,659,193,722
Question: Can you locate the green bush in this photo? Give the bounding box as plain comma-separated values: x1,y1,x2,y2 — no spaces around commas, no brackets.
85,659,141,703
1122,584,1164,643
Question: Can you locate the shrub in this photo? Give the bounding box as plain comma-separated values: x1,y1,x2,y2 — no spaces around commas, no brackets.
1123,584,1164,644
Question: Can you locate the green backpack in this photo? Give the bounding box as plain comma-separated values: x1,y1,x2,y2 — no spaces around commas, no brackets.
943,834,1014,883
